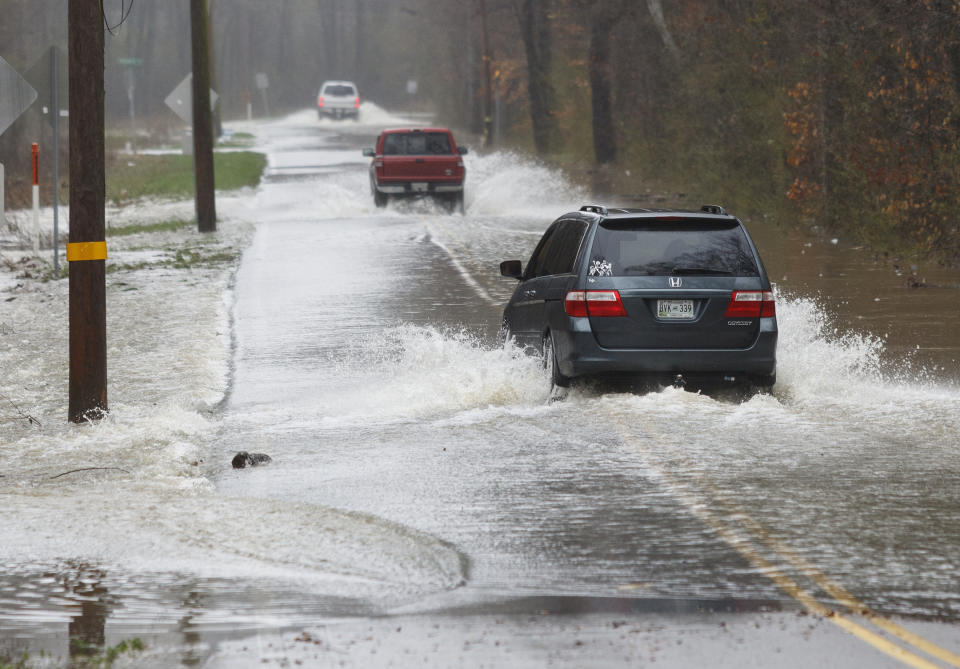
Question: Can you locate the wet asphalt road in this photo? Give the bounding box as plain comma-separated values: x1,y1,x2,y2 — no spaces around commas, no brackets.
208,114,960,667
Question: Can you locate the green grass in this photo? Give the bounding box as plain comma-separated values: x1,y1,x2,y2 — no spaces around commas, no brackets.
106,246,239,275
106,151,266,204
169,248,239,269
217,131,256,148
106,219,193,237
31,217,240,281
0,639,143,668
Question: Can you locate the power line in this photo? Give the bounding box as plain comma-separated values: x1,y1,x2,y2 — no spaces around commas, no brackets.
101,0,135,36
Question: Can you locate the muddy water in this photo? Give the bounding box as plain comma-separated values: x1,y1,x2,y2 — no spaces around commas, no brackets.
747,221,960,376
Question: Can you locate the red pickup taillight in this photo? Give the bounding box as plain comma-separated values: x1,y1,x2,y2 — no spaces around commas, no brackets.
317,95,324,107
724,291,775,318
564,290,627,318
354,96,360,108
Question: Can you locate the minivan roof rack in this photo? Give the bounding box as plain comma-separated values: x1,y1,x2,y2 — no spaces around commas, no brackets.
701,204,728,215
580,204,608,216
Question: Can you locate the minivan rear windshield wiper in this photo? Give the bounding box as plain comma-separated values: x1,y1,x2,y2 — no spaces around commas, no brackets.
671,266,733,275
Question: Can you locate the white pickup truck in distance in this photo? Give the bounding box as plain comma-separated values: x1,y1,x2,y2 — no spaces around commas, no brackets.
317,80,359,120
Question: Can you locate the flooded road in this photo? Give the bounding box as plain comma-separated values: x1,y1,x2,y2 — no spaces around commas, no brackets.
2,108,960,667
214,112,960,664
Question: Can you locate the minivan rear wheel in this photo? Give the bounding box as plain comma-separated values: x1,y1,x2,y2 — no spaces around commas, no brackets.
542,334,570,388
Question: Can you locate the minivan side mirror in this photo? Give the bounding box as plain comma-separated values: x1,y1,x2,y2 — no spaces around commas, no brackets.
362,148,375,157
458,146,469,155
500,260,523,279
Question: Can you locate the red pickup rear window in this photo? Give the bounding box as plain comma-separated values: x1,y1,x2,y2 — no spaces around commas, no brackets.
382,133,453,156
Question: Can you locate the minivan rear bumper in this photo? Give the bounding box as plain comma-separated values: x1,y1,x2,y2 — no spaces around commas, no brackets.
554,317,778,379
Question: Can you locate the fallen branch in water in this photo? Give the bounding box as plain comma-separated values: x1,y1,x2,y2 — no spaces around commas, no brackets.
49,467,131,480
0,391,41,428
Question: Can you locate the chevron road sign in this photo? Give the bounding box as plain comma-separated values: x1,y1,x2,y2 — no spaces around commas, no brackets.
0,56,38,136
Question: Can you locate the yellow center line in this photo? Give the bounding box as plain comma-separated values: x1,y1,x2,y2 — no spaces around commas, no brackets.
714,494,960,668
607,412,956,669
693,495,944,669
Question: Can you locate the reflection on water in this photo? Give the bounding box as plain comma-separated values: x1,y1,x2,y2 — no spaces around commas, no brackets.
66,564,111,660
0,565,385,666
177,591,205,668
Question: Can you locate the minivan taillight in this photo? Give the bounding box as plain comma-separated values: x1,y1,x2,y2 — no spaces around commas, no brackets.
565,290,627,317
317,95,324,107
354,96,360,108
724,291,775,318
761,291,776,317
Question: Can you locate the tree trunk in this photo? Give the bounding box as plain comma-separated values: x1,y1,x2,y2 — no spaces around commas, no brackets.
478,0,494,145
589,6,617,164
515,0,559,155
355,0,366,89
646,0,680,60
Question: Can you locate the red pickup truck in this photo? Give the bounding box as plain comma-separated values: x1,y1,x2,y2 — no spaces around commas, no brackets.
362,128,467,212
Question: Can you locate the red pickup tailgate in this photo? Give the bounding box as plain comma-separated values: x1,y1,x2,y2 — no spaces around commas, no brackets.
376,130,464,184
380,155,463,181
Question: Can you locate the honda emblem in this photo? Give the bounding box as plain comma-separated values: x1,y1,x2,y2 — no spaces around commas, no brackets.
669,277,682,288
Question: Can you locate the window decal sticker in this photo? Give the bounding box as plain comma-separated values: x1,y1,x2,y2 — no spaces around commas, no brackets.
589,258,613,277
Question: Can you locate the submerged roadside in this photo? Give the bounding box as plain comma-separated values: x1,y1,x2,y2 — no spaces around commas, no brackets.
0,191,254,450
0,117,470,667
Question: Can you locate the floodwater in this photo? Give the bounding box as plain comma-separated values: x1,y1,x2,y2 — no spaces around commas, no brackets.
1,107,959,667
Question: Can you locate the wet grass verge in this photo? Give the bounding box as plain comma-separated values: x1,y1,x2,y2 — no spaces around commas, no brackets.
0,637,145,668
7,219,243,282
106,151,266,204
106,248,240,275
216,131,256,149
106,219,193,237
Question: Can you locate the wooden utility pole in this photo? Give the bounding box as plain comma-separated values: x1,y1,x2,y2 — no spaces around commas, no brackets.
67,0,108,422
190,0,216,232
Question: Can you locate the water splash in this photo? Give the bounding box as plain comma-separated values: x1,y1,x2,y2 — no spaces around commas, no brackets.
464,151,587,217
307,324,550,427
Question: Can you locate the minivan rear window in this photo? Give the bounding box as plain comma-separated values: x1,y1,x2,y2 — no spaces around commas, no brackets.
382,132,452,155
589,220,759,277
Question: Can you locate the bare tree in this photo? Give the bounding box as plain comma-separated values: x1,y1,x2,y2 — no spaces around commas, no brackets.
513,0,559,155
587,2,623,164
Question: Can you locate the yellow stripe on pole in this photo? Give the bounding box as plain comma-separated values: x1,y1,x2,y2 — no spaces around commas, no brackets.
66,241,107,262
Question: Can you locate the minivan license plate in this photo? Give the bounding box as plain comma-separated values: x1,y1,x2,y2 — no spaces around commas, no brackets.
657,299,694,319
